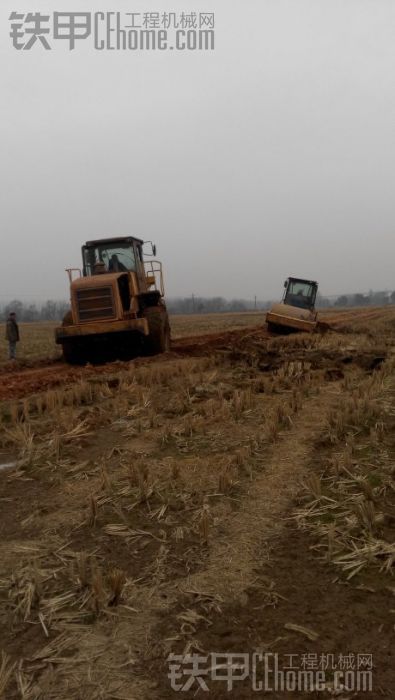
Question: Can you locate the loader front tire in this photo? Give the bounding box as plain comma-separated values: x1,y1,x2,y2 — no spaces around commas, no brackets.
142,307,171,355
61,311,86,365
62,341,85,365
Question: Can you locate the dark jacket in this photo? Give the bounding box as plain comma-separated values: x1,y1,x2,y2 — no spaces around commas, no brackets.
6,318,19,343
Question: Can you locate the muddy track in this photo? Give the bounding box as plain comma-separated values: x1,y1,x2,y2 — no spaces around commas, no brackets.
0,326,270,401
0,306,391,401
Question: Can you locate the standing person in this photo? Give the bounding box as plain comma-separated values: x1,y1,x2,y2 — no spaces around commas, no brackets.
5,312,20,360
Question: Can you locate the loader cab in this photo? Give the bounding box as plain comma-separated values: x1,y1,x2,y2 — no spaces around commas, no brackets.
283,278,318,311
77,236,164,313
82,236,144,277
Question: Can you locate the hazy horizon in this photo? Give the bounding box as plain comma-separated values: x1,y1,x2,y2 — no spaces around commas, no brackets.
1,0,395,303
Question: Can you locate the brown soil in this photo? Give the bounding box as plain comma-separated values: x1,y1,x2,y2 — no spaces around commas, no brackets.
0,303,390,401
153,521,394,698
0,308,394,699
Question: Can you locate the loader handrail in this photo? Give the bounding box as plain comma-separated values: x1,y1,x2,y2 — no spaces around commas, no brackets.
66,268,82,283
144,260,164,296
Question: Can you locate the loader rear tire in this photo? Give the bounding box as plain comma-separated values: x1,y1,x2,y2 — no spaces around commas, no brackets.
142,307,171,355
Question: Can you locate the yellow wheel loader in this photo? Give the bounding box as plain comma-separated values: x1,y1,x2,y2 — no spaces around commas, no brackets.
55,236,171,364
266,277,329,334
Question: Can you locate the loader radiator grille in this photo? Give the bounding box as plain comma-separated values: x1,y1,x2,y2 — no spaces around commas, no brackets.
76,287,115,322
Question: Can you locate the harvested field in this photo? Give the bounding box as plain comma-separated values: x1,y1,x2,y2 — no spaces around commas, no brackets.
1,306,390,369
0,307,394,698
0,313,265,369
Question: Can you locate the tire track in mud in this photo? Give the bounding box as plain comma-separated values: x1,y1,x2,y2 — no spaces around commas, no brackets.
100,381,343,700
0,327,268,401
167,382,341,602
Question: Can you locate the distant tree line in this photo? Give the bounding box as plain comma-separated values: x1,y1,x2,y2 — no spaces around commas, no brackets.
166,297,272,314
1,290,395,321
165,290,395,313
322,290,395,308
0,299,69,322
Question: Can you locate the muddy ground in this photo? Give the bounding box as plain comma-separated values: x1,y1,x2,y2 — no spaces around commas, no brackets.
0,307,394,699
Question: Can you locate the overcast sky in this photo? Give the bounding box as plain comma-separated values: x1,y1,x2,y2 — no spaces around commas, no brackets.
1,0,395,303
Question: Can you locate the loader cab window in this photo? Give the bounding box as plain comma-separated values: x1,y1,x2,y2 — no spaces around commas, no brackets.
284,280,317,310
83,242,137,276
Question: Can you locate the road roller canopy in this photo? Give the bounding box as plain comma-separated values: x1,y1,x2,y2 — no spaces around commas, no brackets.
283,277,318,310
